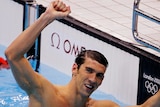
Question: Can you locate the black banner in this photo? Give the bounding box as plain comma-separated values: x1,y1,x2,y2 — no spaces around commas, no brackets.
137,57,160,104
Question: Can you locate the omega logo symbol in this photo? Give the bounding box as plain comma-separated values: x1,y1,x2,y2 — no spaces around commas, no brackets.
51,32,86,55
51,33,60,49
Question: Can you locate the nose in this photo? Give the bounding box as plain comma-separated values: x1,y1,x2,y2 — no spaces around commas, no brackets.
88,73,97,83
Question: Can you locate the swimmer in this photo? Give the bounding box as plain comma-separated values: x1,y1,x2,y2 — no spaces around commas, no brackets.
5,0,160,107
0,57,10,70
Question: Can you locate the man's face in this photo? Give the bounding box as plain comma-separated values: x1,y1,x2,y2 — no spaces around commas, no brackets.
73,57,106,97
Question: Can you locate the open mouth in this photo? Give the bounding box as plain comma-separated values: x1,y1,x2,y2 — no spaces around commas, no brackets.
85,84,94,90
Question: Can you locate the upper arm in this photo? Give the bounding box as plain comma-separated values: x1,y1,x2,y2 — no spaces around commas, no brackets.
94,100,120,107
7,56,42,95
127,91,160,107
126,104,141,107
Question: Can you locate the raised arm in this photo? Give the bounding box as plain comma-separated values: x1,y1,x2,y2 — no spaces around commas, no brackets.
127,90,160,107
140,90,160,107
5,0,71,94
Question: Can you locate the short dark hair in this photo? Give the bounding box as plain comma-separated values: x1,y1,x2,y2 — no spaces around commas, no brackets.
75,50,108,69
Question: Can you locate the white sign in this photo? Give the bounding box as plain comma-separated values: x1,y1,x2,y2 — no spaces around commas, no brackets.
41,20,140,105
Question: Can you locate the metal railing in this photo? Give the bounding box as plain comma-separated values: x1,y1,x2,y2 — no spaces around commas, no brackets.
132,0,160,52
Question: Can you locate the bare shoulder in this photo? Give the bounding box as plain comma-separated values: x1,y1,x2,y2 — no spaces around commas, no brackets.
38,73,57,89
90,99,120,107
29,74,60,99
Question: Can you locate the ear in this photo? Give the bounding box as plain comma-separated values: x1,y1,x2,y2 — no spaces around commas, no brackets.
72,63,78,75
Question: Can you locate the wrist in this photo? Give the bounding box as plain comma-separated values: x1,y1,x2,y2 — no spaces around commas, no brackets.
40,11,56,26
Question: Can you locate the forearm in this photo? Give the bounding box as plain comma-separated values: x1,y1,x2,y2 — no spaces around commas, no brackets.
5,12,52,60
141,90,160,107
5,0,71,61
127,90,160,107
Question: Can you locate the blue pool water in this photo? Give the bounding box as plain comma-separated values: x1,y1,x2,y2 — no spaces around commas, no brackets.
0,45,127,107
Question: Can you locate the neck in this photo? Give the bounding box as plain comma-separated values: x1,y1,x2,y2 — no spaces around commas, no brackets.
64,80,90,107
